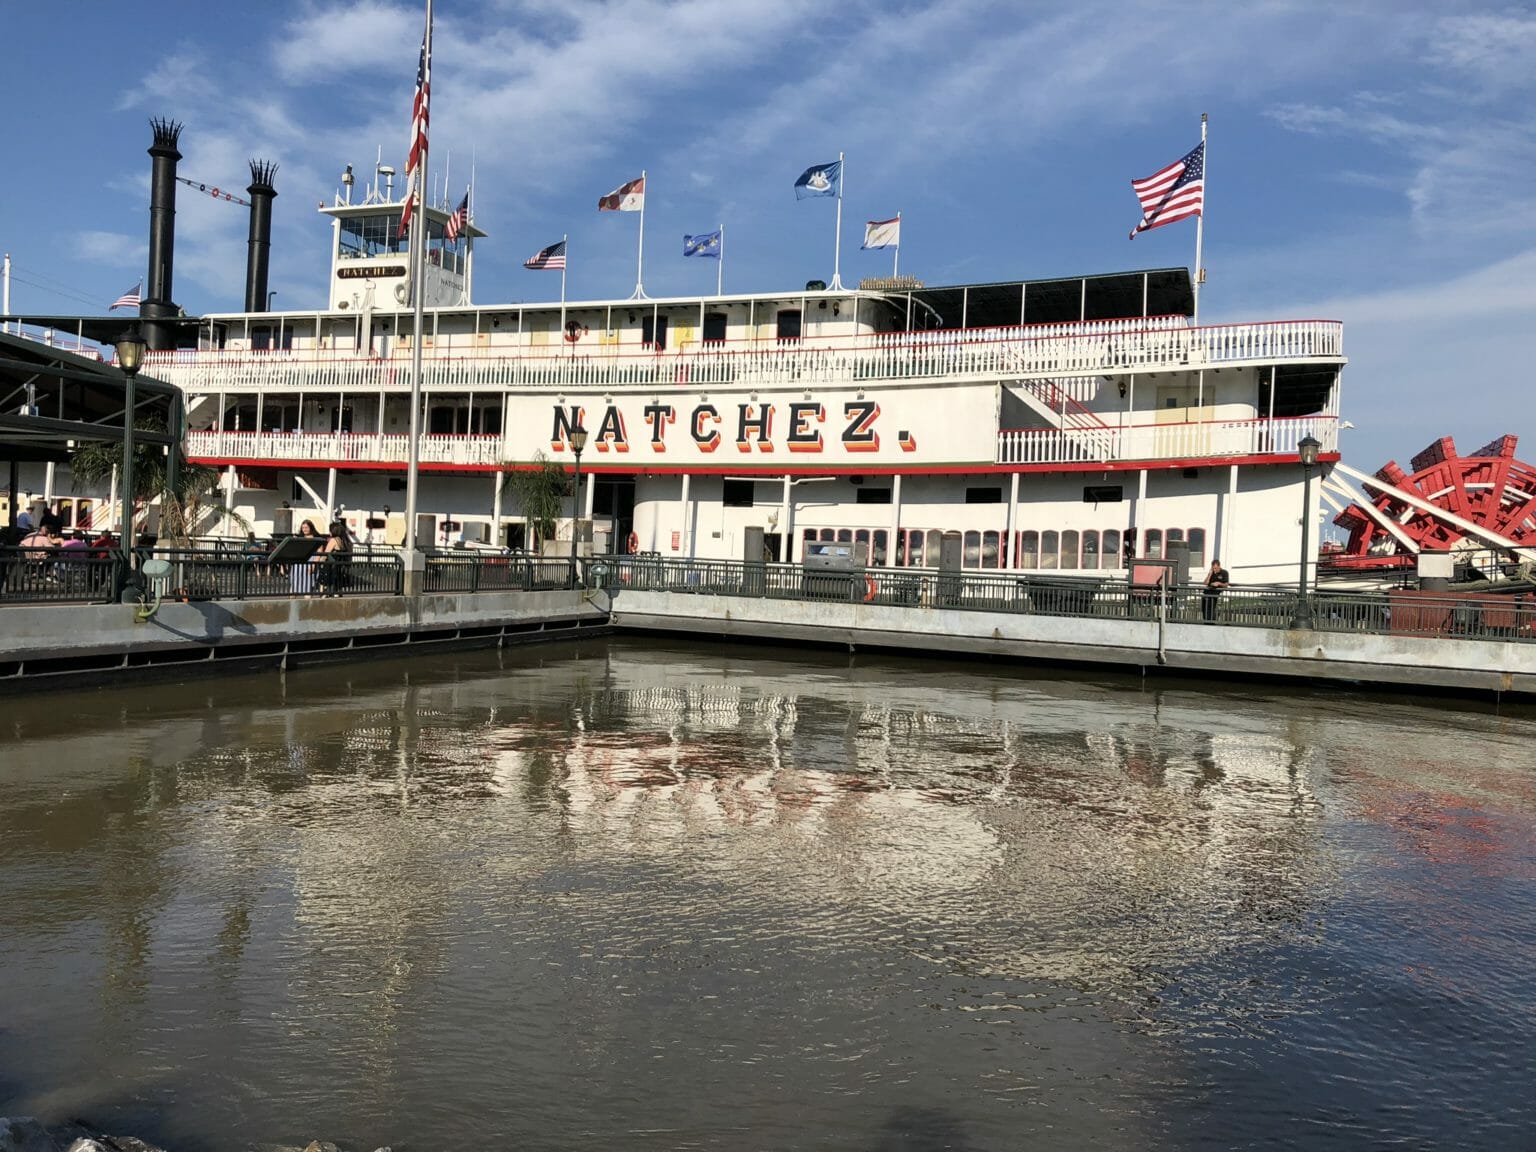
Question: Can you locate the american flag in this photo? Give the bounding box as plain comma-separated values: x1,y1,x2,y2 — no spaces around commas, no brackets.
397,7,432,242
1129,142,1204,238
109,281,142,310
404,15,431,184
524,240,567,270
444,191,469,243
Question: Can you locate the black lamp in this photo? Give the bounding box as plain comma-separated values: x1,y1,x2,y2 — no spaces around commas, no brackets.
1291,434,1322,629
113,329,147,595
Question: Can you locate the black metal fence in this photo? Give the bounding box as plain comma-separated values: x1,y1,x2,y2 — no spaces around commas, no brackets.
423,553,576,593
594,555,1536,644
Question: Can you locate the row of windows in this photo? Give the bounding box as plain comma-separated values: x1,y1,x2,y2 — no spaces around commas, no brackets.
801,526,1208,570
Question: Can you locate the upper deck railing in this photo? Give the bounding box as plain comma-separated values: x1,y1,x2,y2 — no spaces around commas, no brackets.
147,317,1343,394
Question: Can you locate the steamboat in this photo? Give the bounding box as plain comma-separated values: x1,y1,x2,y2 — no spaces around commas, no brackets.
5,123,1350,585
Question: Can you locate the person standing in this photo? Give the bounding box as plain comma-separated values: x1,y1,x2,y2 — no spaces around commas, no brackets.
1202,558,1230,622
289,519,320,595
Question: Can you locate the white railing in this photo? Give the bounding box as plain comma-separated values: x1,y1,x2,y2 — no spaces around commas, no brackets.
147,318,1343,395
186,431,505,468
996,415,1339,466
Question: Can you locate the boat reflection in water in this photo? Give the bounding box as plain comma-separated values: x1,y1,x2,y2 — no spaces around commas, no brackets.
0,639,1532,1152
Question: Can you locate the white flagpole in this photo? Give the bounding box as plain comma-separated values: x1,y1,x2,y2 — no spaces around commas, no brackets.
634,169,647,299
893,210,901,278
831,151,845,290
717,223,724,296
1193,113,1207,326
404,0,432,554
560,233,568,339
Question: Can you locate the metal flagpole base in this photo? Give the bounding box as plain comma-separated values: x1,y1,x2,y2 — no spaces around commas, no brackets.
628,284,649,300
827,274,843,290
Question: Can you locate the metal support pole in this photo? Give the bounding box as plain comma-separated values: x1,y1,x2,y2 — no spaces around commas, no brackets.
1292,462,1315,629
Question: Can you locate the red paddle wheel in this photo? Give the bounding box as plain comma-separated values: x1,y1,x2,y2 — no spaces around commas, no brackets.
1333,435,1536,569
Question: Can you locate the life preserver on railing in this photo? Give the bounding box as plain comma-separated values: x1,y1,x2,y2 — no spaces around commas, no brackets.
864,575,878,602
626,532,640,555
394,282,408,304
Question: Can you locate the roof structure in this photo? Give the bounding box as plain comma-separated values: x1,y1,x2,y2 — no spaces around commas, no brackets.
0,331,181,464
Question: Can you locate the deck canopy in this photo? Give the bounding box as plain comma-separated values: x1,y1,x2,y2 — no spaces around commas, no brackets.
0,330,181,464
882,268,1194,331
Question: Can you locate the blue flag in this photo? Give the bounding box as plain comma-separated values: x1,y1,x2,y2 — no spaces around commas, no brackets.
683,230,722,258
794,160,842,199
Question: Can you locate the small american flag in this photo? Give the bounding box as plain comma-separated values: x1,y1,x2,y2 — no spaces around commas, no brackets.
524,240,567,270
109,281,142,310
1129,141,1204,238
444,192,469,243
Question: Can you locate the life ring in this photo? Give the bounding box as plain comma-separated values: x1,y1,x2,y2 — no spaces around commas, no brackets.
626,532,640,555
863,575,878,602
394,282,408,304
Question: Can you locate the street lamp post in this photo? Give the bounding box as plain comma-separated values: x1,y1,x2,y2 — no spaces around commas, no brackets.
569,425,588,588
1291,434,1321,630
114,329,147,599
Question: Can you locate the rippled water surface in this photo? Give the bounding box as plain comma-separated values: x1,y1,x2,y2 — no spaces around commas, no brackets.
2,640,1534,1151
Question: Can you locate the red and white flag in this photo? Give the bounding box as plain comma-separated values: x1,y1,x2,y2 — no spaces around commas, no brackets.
1129,141,1204,238
398,6,432,242
597,176,645,212
444,192,469,243
109,281,142,311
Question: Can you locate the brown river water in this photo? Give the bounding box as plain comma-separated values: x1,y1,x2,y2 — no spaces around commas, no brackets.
1,639,1533,1151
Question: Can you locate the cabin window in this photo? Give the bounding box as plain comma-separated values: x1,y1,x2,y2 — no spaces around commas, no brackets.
965,487,1003,504
872,529,888,565
642,314,669,350
963,531,981,567
336,406,354,434
1188,527,1207,569
703,312,728,343
903,530,923,567
1102,530,1121,569
1041,530,1059,570
836,528,853,543
1145,528,1163,559
1018,530,1039,569
982,530,1001,569
776,310,802,342
1167,527,1185,545
1061,530,1080,569
429,406,459,434
722,480,754,508
1124,528,1138,560
856,487,892,504
1082,530,1100,569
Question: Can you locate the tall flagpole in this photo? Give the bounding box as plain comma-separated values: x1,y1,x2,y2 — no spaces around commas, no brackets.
1193,113,1207,326
404,0,432,554
893,210,901,278
560,233,568,343
634,168,647,299
717,223,724,296
830,151,845,290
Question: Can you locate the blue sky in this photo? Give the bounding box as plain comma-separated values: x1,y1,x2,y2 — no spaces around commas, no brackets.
2,0,1534,471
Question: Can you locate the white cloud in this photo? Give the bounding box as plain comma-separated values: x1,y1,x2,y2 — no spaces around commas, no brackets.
74,231,145,268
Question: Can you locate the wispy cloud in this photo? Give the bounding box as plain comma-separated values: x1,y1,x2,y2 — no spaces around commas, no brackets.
73,231,144,268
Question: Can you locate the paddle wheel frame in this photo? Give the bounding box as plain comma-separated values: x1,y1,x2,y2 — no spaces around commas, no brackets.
1332,435,1536,569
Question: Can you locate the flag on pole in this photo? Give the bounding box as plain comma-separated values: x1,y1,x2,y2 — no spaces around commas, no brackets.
109,281,142,310
404,24,431,184
862,217,900,249
397,10,432,241
683,230,721,258
1129,141,1204,238
524,240,567,270
598,176,645,211
794,160,842,199
444,191,469,243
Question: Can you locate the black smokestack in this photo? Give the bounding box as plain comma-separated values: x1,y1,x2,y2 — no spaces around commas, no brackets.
245,159,278,313
144,118,183,351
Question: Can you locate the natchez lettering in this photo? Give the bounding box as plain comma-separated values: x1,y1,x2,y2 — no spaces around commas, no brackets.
551,400,902,454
